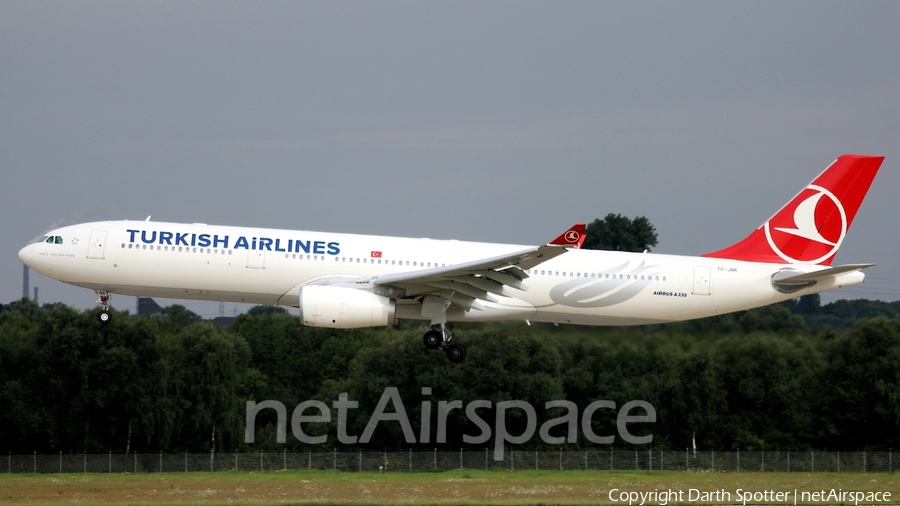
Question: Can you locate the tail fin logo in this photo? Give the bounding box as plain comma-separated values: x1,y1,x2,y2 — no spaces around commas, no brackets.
564,230,581,243
764,184,847,264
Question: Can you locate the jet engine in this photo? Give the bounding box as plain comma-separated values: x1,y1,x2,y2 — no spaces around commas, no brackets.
299,285,396,328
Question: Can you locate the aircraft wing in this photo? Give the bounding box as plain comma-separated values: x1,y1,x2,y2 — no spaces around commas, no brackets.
370,224,585,311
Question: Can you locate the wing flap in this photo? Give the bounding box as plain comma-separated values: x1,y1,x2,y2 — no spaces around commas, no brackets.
428,280,496,302
449,275,514,298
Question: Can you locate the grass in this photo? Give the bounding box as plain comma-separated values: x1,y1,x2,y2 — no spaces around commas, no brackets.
1,469,899,505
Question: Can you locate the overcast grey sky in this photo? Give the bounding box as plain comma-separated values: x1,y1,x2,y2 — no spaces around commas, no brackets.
2,1,899,317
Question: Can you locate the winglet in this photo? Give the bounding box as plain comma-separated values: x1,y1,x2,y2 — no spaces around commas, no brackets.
548,224,587,249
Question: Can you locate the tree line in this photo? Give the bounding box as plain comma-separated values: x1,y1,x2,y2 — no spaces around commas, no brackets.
2,295,900,455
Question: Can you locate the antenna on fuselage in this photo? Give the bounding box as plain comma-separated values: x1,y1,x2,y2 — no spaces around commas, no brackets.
145,215,151,221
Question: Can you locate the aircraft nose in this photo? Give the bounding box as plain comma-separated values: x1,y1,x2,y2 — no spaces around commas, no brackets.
18,244,37,268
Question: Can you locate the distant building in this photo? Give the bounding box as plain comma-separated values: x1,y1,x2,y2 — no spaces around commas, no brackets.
137,297,162,315
211,316,238,328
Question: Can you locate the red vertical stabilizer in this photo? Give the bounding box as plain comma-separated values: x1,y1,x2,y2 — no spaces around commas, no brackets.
702,154,883,265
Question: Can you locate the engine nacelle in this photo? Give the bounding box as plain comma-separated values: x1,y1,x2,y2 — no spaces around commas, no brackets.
299,285,396,328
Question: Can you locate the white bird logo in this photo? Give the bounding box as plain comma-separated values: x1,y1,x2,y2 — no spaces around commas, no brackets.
773,192,837,246
764,184,847,264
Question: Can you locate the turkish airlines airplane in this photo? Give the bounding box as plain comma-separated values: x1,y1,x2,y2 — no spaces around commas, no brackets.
18,154,884,362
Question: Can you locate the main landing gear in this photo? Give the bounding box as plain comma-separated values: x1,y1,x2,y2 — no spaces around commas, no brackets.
423,324,467,363
96,290,112,324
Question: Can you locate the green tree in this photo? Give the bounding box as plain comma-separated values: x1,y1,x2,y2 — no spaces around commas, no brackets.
583,214,658,252
181,324,251,452
155,304,202,327
710,333,822,450
820,317,900,450
668,354,726,453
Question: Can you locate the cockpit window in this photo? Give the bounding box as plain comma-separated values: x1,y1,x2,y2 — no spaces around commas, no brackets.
38,236,48,243
55,236,63,244
45,236,54,243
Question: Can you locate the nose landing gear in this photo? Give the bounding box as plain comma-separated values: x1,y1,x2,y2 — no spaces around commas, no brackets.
96,291,112,324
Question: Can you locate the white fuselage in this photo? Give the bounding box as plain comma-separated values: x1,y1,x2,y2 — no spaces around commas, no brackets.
18,220,864,325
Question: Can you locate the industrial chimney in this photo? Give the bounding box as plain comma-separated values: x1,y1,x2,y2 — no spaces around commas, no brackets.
22,265,29,299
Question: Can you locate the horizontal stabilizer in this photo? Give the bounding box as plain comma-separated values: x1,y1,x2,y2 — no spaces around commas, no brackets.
772,263,874,292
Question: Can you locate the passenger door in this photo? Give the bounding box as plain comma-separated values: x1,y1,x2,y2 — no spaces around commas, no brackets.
692,266,711,295
87,230,107,260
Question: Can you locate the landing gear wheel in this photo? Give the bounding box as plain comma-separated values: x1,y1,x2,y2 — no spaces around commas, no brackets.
423,330,442,350
445,343,467,363
95,290,112,324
